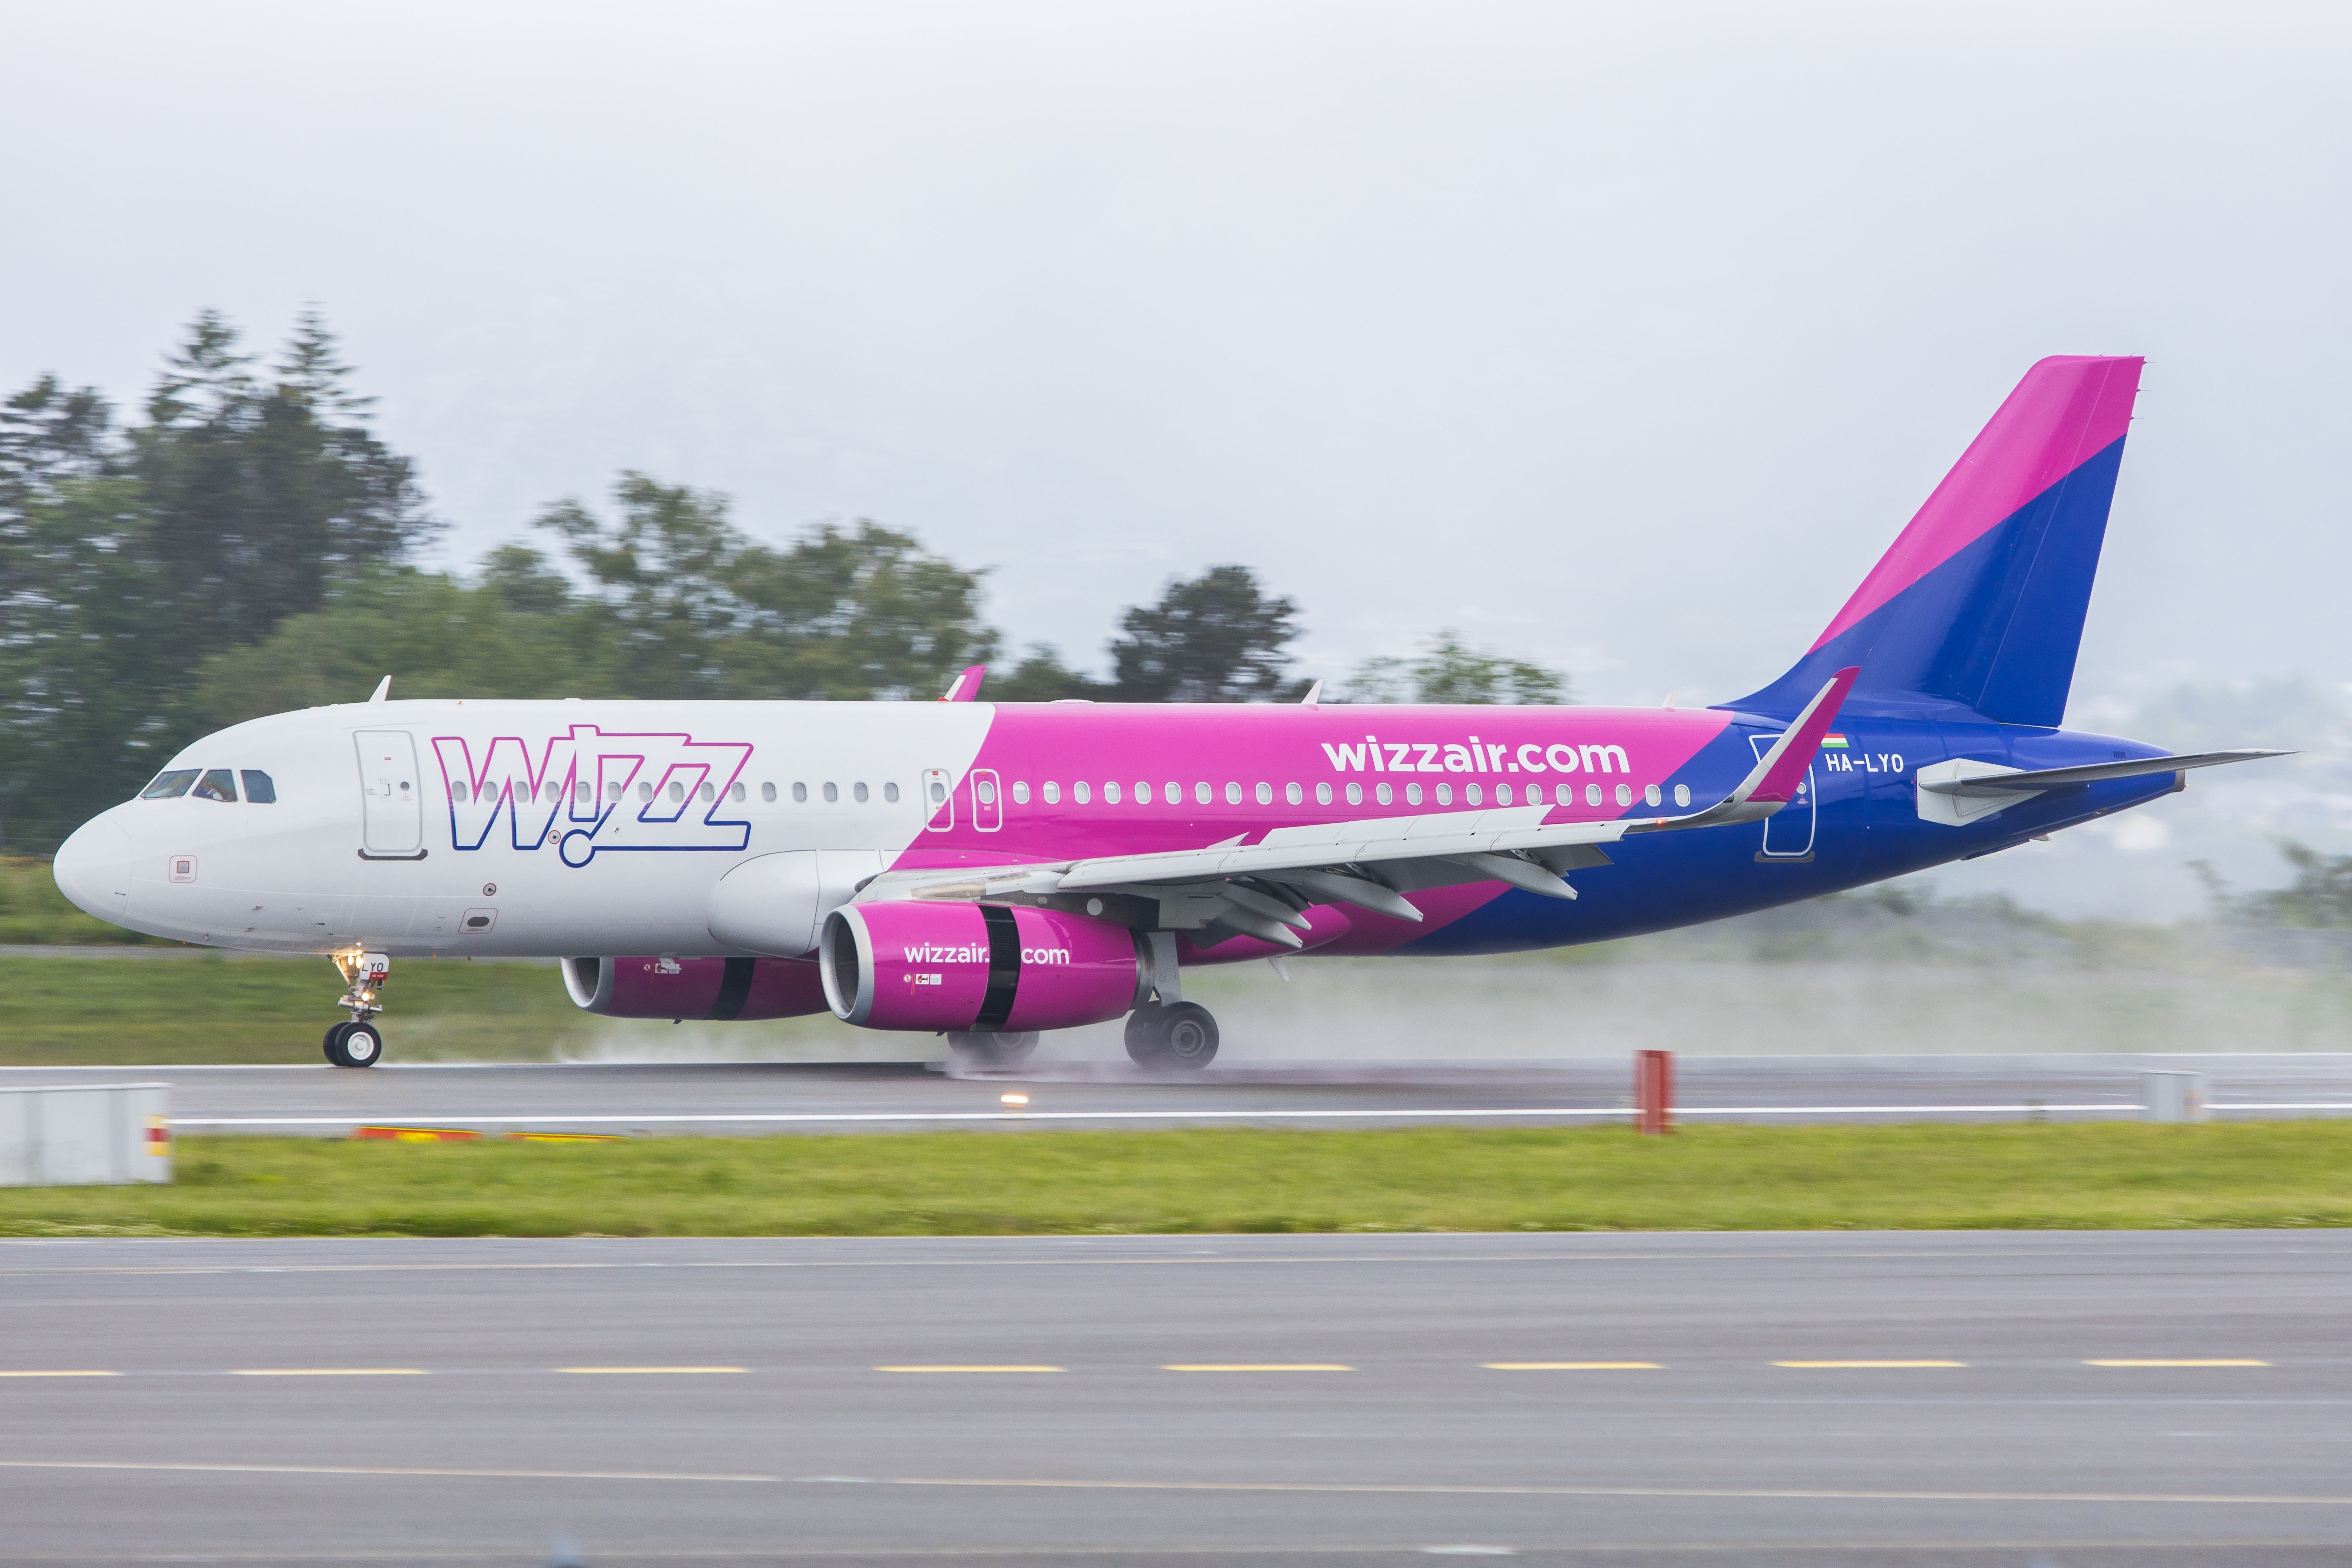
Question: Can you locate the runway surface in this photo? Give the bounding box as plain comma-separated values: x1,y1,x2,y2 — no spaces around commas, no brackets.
2,1231,2348,1564
8,1053,2352,1135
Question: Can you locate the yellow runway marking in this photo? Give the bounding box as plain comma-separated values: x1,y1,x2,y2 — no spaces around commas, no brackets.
559,1366,746,1375
0,1370,119,1378
1483,1361,1661,1371
874,1365,1064,1374
2085,1358,2271,1367
1161,1364,1353,1372
230,1369,428,1377
1774,1360,1967,1369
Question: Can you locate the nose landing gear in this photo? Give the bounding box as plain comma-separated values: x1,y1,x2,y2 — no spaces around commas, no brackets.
325,950,390,1068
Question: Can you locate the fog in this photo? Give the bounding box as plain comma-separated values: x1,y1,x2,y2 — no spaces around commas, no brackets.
4,0,2347,914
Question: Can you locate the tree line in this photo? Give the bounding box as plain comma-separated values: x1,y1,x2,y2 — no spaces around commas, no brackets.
1,312,1565,852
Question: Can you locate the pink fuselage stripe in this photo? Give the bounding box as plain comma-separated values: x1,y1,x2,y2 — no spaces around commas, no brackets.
885,703,1737,951
1809,355,2142,653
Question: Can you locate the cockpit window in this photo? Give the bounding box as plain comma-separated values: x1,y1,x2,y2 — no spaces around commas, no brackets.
190,769,238,802
140,769,200,800
240,770,277,804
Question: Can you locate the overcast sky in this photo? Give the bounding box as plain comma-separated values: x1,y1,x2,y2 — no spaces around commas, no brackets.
4,0,2347,714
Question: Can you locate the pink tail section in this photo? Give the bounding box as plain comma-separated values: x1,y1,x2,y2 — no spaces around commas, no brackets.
1813,356,2141,651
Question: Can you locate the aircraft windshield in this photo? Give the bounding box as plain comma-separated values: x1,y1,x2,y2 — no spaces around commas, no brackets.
140,769,199,799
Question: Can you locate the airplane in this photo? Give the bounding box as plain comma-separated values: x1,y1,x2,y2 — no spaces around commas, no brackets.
51,354,2285,1069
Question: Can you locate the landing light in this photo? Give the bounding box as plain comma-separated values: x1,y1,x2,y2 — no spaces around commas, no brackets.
1000,1093,1029,1108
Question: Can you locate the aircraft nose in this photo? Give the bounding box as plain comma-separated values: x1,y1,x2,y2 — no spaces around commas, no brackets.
53,812,134,925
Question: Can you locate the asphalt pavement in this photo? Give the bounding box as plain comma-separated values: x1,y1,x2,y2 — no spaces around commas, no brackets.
2,1231,2348,1564
7,1053,2352,1135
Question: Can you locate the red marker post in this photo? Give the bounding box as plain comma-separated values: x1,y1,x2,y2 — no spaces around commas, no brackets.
1634,1050,1674,1136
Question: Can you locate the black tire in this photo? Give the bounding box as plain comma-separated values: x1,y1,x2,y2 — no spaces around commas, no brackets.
1157,1002,1218,1070
946,1031,1040,1067
1123,1002,1168,1066
328,1021,383,1069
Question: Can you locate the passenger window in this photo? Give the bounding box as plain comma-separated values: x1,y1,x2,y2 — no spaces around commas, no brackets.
1135,781,1150,804
1285,782,1302,805
545,781,561,803
140,769,200,800
974,779,993,805
1345,782,1363,805
191,769,238,802
1644,784,1662,807
240,770,277,804
854,781,869,803
1585,783,1601,806
452,781,470,804
1075,781,1092,803
1104,782,1121,804
1674,784,1690,807
668,781,685,803
762,782,777,803
1012,781,1030,805
1465,783,1483,806
1315,783,1333,805
1494,783,1511,805
1195,782,1211,805
1224,782,1241,805
638,782,655,802
700,782,716,803
576,780,591,803
1376,783,1392,805
1615,783,1633,807
794,782,809,803
607,781,623,801
884,781,900,803
1435,783,1453,805
823,782,839,803
1043,782,1061,804
1556,783,1573,806
1255,782,1272,805
1170,783,1186,805
1406,782,1422,805
731,782,746,803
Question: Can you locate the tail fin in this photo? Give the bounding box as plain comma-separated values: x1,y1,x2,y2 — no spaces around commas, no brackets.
1729,355,2143,727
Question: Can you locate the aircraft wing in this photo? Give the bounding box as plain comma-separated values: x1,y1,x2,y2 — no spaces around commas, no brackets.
854,669,1858,950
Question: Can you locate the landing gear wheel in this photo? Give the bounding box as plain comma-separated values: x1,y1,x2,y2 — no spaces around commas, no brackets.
947,1031,1040,1068
1123,1002,1167,1066
325,1020,383,1068
1157,1002,1218,1070
1125,1002,1218,1070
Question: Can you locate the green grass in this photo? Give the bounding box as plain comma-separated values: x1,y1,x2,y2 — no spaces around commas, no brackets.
6,1122,2349,1236
0,952,581,1064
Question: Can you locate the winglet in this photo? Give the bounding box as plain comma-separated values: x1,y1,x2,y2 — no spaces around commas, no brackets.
1301,680,1323,707
367,676,391,704
1738,666,1858,805
940,665,986,702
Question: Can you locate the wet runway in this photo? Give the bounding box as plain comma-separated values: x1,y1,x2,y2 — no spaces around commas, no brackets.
7,1053,2352,1136
2,1231,2348,1564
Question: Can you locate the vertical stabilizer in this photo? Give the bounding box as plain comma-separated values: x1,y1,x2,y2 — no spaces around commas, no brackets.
1730,355,2142,727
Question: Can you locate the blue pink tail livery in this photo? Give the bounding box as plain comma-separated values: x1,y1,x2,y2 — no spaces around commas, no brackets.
1734,355,2143,727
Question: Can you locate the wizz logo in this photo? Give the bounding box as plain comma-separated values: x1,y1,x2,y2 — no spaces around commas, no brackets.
432,724,754,867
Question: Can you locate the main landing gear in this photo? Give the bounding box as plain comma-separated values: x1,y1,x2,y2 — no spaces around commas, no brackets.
946,1031,1041,1068
1125,1001,1219,1071
324,950,390,1068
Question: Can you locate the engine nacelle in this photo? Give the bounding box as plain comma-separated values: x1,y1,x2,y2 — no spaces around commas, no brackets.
820,903,1149,1033
562,955,831,1021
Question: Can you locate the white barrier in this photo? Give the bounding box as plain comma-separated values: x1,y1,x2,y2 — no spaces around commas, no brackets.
0,1083,172,1185
2142,1070,2207,1124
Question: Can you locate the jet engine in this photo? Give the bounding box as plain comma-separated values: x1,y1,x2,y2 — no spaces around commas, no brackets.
820,902,1149,1033
561,955,831,1021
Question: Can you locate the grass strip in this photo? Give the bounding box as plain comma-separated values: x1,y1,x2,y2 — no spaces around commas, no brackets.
2,1122,2348,1236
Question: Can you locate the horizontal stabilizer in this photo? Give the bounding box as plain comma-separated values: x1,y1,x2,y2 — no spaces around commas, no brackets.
1918,749,2293,799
